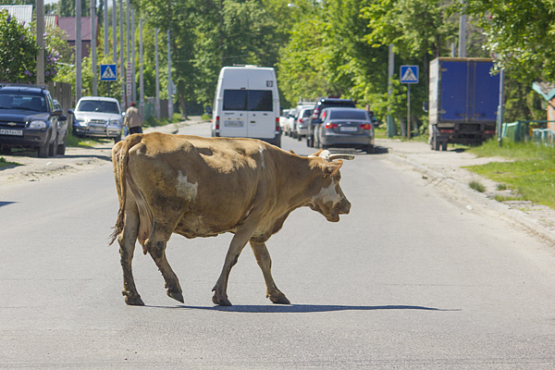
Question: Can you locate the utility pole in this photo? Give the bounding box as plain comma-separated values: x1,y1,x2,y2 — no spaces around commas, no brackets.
155,28,160,120
126,0,129,105
139,18,144,117
167,29,173,119
386,44,395,137
112,0,116,63
119,0,124,110
104,0,108,55
459,0,466,58
91,0,97,96
132,9,136,103
36,0,45,85
76,0,82,101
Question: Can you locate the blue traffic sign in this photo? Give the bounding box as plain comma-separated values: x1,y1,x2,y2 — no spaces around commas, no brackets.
400,65,419,84
100,64,117,81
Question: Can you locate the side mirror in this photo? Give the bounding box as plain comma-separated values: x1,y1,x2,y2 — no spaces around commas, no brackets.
68,109,74,115
53,109,63,116
422,102,429,112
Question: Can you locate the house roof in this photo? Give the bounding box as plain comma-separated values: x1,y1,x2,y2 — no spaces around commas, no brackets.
0,5,33,28
58,16,98,42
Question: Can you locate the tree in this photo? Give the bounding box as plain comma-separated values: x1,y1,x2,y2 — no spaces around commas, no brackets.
0,10,39,83
456,0,555,83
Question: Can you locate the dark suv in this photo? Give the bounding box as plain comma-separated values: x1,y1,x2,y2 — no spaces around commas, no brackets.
306,98,356,147
0,85,68,157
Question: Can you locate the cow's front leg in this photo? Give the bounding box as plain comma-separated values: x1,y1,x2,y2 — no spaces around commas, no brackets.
212,230,252,306
118,205,144,306
250,241,290,304
145,221,184,304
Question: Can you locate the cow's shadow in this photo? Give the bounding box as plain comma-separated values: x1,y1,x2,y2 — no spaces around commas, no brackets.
149,304,459,313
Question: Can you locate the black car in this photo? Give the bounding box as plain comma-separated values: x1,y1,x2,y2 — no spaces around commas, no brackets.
306,98,356,147
0,85,68,157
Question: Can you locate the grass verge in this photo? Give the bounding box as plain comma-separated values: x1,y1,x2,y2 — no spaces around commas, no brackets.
464,139,555,209
0,156,22,168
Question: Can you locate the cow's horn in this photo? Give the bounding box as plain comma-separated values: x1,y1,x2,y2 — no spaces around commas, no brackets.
308,150,330,160
329,154,355,161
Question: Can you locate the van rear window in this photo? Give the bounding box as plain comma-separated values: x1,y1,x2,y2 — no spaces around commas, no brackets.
247,90,273,111
223,90,247,111
223,90,273,111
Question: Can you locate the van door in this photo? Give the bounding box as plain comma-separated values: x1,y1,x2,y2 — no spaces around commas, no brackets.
220,89,248,138
219,68,249,138
246,70,276,139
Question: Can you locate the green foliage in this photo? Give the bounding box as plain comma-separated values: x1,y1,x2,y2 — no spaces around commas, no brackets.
469,180,486,193
0,10,39,83
458,0,555,83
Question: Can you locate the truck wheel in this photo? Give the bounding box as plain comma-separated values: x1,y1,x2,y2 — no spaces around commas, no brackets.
441,142,447,151
432,134,440,151
57,134,67,156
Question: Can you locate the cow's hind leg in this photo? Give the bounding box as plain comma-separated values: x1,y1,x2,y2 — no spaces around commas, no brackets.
118,204,144,306
145,222,184,303
250,241,290,304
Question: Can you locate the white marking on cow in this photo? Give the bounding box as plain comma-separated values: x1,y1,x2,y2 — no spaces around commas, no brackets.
176,170,198,200
313,179,341,206
259,146,265,169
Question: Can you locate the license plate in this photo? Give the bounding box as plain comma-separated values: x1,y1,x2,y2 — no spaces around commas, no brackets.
0,129,23,136
88,126,105,132
224,120,244,127
340,126,358,132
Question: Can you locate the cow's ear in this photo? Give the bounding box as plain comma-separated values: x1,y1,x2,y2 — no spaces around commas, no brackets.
324,160,343,177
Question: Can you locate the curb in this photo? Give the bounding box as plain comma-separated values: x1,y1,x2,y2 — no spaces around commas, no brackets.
387,153,555,245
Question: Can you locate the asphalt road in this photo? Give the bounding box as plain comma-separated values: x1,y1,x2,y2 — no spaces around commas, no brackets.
1,123,555,369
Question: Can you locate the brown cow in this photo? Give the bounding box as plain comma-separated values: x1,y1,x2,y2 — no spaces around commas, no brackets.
110,132,352,306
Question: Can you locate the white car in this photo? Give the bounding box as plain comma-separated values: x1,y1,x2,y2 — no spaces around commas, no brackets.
69,97,125,143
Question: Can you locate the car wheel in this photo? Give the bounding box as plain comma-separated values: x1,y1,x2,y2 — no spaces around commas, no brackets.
57,134,67,156
297,134,301,141
48,134,57,157
37,142,49,158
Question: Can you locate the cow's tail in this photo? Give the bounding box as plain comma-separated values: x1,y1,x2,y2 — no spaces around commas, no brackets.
110,135,143,245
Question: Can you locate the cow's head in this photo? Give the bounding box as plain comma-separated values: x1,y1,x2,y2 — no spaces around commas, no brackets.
308,150,353,222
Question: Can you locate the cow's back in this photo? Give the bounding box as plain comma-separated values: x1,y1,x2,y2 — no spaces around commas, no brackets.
125,133,275,239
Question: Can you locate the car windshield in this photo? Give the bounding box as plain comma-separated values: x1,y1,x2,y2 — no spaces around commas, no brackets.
0,93,47,112
77,100,120,114
329,110,368,120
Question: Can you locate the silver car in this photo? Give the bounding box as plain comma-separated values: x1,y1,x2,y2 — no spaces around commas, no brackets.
314,108,375,153
69,97,124,143
295,107,313,140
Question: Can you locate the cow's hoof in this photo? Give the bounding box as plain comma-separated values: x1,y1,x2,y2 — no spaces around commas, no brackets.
270,294,291,305
168,291,184,303
212,295,232,306
125,295,145,306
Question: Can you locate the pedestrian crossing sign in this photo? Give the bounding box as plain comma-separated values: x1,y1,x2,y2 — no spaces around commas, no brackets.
400,65,419,84
100,64,117,81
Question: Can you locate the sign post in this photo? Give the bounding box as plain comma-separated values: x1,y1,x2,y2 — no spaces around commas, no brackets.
100,64,117,97
400,65,419,140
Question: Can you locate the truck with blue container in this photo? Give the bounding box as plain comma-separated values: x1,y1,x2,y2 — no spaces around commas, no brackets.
428,57,500,150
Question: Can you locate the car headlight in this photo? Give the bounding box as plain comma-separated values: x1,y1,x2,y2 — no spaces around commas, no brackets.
29,120,47,129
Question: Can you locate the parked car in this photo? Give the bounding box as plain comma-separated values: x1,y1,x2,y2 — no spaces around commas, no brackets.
0,84,68,157
283,109,297,137
280,109,292,133
295,107,313,140
69,97,124,143
314,108,375,153
307,98,356,147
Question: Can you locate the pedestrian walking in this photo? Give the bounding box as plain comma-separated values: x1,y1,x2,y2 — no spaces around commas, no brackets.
124,102,143,135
